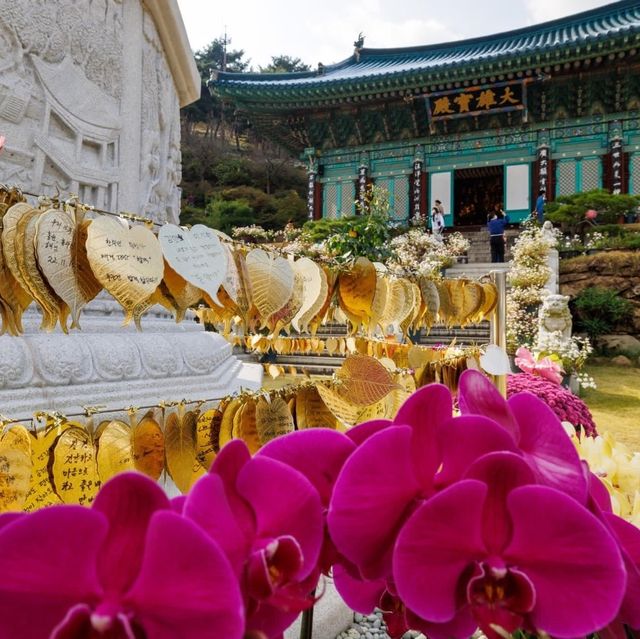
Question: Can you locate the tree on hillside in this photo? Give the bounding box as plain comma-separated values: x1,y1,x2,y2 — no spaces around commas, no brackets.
259,55,311,73
182,36,250,140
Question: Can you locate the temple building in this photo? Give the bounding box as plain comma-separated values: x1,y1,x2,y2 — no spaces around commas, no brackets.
212,0,640,227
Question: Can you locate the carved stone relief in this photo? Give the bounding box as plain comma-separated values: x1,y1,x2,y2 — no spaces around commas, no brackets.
0,0,182,223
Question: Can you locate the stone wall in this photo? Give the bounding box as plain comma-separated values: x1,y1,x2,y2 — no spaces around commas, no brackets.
559,250,640,332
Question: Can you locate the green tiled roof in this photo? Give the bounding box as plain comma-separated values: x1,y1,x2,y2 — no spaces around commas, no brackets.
212,0,640,104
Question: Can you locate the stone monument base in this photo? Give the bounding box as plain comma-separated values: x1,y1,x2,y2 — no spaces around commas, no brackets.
0,296,262,419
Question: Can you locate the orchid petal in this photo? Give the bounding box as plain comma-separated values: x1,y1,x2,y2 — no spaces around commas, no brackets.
393,480,487,622
328,426,422,579
0,507,106,639
332,564,385,614
126,511,244,639
258,429,355,505
587,469,613,514
508,393,588,503
0,512,23,530
393,383,452,488
246,602,300,639
237,456,323,581
604,513,640,628
92,472,169,595
505,486,626,638
184,473,251,576
345,419,392,445
458,370,519,439
435,416,518,488
465,452,536,554
211,439,255,540
171,495,186,513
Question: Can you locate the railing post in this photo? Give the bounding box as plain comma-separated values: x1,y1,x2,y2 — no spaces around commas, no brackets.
490,269,508,398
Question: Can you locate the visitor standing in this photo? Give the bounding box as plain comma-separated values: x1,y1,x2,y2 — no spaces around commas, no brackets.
535,189,546,224
487,211,509,262
431,204,445,242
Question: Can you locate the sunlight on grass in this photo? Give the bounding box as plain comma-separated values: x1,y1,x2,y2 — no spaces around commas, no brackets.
583,364,640,450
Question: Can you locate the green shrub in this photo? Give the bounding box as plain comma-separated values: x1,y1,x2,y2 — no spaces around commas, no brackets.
206,198,254,234
571,287,634,341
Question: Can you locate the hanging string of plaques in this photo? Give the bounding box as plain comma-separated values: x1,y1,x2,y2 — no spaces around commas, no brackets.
0,186,497,337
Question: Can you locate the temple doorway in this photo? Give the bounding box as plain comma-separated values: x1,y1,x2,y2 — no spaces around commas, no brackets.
454,166,504,225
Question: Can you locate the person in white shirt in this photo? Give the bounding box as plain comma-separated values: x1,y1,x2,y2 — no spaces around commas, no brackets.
431,204,445,242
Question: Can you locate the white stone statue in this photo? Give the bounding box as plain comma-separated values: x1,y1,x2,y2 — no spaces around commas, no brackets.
536,294,573,347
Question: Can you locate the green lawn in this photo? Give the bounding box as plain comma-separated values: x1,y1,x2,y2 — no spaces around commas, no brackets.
582,364,640,450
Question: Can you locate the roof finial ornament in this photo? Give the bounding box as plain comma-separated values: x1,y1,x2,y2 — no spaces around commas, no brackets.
354,32,365,62
317,61,325,75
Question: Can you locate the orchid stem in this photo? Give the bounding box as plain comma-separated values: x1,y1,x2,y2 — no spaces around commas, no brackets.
299,597,315,639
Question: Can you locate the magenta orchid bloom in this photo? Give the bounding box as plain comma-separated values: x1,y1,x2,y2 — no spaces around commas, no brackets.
328,384,453,579
514,346,563,385
184,439,323,639
393,452,626,639
257,428,356,573
458,369,588,503
0,472,244,639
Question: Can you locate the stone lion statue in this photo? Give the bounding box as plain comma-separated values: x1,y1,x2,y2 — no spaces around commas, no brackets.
537,294,572,344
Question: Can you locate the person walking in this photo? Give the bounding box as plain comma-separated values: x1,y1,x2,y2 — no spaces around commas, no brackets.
431,204,445,242
534,189,546,224
487,211,509,262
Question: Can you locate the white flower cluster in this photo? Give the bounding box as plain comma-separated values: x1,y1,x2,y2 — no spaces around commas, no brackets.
576,371,598,390
231,225,274,241
536,331,594,374
387,229,469,279
507,222,557,351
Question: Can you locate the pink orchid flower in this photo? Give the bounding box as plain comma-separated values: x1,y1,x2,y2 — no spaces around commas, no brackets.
0,472,244,639
184,439,323,639
393,452,626,639
514,346,564,385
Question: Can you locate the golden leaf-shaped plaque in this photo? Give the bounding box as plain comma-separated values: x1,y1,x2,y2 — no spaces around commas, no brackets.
233,399,261,454
336,354,400,406
245,249,294,320
219,397,243,449
164,411,204,494
295,386,339,430
380,278,407,330
256,396,294,446
36,209,86,329
436,280,456,326
308,267,337,334
316,383,361,427
17,209,67,332
368,276,388,335
163,260,202,322
0,425,32,512
52,427,100,505
132,416,165,480
338,257,376,319
69,219,103,327
221,242,241,305
23,427,65,512
196,409,219,470
96,420,135,483
291,258,324,332
86,217,164,325
2,203,33,295
0,203,32,335
419,277,440,328
267,272,304,333
462,281,485,325
480,282,498,320
447,279,467,326
159,224,226,306
356,399,392,423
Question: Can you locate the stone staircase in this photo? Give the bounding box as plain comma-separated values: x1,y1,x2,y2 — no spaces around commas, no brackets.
446,226,520,263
